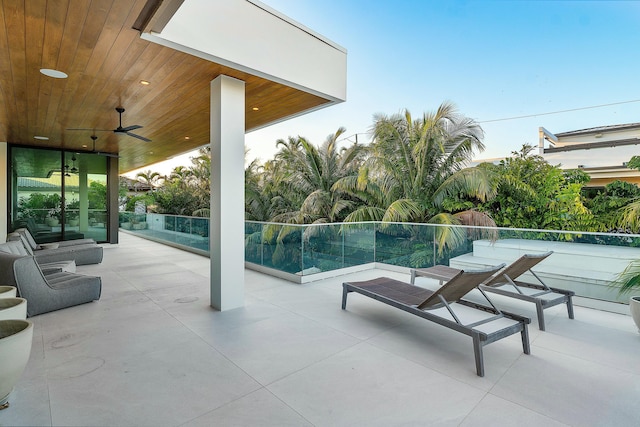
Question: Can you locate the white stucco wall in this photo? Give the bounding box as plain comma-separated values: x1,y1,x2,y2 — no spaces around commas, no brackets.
0,142,7,241
142,0,347,106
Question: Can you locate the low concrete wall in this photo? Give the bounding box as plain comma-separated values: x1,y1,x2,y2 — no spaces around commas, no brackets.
449,239,640,304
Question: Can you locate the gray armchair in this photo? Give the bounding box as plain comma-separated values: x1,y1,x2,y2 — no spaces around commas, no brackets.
0,251,101,317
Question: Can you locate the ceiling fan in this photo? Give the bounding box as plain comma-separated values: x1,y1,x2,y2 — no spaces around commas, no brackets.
87,135,119,158
67,107,151,142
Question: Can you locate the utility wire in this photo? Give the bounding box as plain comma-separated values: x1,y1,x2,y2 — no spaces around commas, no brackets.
478,99,640,123
335,99,640,144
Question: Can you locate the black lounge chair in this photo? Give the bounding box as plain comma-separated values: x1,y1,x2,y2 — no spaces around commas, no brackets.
411,251,574,331
342,264,531,377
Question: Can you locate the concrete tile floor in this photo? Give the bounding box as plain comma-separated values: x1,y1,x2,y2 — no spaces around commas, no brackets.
1,232,640,426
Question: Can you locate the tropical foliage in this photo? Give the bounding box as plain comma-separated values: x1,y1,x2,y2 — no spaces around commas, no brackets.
478,144,599,233
120,102,640,245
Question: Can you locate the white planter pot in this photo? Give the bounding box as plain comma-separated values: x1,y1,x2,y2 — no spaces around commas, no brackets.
0,286,17,299
0,298,27,321
630,296,640,333
45,217,59,226
0,320,34,409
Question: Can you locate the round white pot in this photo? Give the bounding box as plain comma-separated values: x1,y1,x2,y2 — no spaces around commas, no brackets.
45,217,59,226
0,286,17,299
0,320,34,409
0,298,27,321
630,296,640,333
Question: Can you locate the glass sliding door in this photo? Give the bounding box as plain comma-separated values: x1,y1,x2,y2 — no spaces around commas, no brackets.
11,147,64,242
10,146,108,243
71,152,107,242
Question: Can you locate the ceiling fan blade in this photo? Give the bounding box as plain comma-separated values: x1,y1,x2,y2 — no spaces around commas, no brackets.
126,132,151,142
67,128,112,131
96,151,120,158
120,125,142,132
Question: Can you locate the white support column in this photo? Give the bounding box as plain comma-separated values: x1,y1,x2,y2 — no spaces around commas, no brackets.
210,75,245,311
0,143,7,241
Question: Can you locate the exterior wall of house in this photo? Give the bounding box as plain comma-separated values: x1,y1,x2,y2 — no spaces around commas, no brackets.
142,0,347,108
1,142,7,241
540,125,640,187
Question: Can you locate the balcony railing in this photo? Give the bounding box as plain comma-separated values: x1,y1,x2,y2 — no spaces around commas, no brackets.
120,212,640,304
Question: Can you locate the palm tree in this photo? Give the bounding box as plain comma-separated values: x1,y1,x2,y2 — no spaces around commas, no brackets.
135,170,162,190
335,102,495,225
270,127,367,225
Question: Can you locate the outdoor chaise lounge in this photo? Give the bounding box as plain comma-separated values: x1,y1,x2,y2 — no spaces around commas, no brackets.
13,227,96,249
6,230,103,266
342,264,531,377
410,251,574,331
13,218,86,243
0,251,101,317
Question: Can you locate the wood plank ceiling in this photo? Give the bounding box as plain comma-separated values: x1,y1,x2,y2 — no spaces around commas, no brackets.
0,0,330,172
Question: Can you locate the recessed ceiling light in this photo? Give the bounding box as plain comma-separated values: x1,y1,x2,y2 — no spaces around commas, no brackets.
252,107,259,111
40,68,68,78
82,144,88,148
140,80,150,85
149,151,154,154
34,135,49,140
184,136,190,140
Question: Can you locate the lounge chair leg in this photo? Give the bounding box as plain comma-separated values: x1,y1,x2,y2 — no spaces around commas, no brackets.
535,301,545,331
566,296,574,319
342,284,349,310
521,324,530,355
472,333,484,377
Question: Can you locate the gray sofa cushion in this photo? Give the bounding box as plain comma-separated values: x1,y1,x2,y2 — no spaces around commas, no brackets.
0,241,76,274
0,252,101,317
0,240,29,256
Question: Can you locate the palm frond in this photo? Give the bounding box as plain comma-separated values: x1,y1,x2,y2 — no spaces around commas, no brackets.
618,199,640,232
611,259,640,295
428,212,465,255
382,199,423,222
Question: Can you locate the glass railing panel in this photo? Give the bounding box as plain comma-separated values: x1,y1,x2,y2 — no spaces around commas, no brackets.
245,221,264,266
265,223,303,274
341,222,376,267
121,214,640,302
374,222,438,268
302,223,343,273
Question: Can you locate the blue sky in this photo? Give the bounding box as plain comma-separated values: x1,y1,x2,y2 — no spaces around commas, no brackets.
135,0,640,175
243,0,640,164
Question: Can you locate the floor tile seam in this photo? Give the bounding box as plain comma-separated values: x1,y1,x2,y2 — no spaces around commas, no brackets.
176,386,317,427
531,341,640,376
361,337,491,392
355,338,497,399
260,339,365,389
257,387,317,427
468,392,571,427
157,302,277,390
479,391,572,426
252,296,404,342
174,386,267,427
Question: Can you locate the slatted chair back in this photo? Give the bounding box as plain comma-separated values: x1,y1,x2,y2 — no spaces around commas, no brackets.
483,251,553,287
417,264,505,310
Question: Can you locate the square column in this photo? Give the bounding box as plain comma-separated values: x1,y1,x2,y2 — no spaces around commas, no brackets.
210,75,245,310
0,143,7,241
